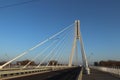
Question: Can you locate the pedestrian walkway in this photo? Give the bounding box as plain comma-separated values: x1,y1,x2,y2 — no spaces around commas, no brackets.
82,68,120,80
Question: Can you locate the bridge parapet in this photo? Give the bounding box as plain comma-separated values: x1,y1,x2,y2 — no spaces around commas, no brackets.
91,66,120,78
0,66,75,79
0,67,52,79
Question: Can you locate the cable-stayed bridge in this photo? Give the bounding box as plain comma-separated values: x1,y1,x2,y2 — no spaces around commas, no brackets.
0,20,119,80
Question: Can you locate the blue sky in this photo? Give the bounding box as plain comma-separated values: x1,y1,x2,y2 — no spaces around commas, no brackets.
0,0,120,62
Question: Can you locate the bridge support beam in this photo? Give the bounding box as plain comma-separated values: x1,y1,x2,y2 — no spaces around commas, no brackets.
69,20,90,75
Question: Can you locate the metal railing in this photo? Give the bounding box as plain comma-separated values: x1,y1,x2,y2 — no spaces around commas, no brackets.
0,66,73,79
0,67,51,79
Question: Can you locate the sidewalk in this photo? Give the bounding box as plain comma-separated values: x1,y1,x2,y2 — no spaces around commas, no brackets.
82,69,120,80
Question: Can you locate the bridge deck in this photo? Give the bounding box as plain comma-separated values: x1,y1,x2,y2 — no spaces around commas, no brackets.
82,68,120,80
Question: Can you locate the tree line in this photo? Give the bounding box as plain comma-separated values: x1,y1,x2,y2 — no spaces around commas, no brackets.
0,59,60,67
94,60,120,67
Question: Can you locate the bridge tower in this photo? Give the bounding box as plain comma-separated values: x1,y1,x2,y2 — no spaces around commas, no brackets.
69,20,90,74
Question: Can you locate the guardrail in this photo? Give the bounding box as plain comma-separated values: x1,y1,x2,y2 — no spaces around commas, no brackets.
91,66,120,78
0,66,74,79
0,67,52,79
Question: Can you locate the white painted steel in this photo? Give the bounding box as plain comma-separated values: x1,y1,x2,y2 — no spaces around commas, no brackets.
68,20,90,75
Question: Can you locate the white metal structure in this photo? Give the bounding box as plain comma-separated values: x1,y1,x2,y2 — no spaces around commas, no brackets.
69,20,90,74
0,20,90,75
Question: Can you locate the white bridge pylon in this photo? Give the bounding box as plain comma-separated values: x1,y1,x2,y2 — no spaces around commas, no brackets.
68,20,90,74
0,20,90,75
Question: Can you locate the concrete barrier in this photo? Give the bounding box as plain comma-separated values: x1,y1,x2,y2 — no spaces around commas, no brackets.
91,66,120,78
77,68,83,80
0,67,52,79
0,66,74,79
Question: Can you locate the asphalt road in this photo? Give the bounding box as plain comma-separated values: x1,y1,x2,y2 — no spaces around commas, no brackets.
6,67,81,80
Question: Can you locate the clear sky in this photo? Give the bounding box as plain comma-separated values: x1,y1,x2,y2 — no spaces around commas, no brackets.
0,0,120,63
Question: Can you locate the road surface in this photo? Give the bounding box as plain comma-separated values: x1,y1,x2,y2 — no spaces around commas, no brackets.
82,68,120,80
